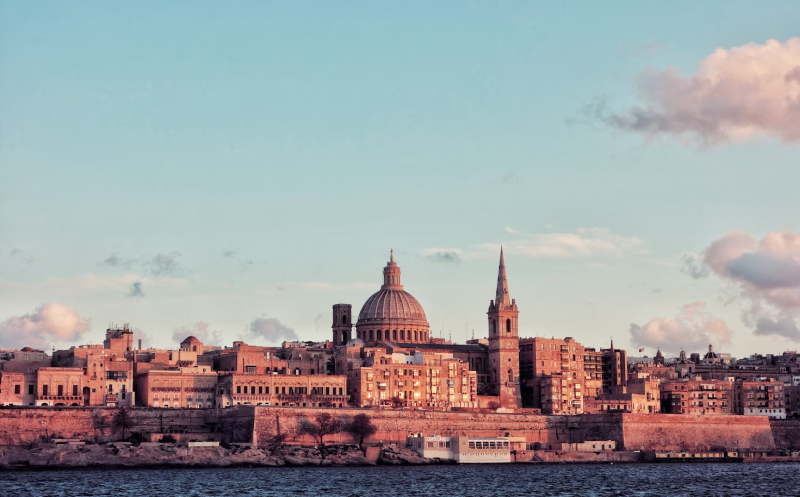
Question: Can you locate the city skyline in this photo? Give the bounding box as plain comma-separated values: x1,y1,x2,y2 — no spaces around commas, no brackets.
2,3,800,357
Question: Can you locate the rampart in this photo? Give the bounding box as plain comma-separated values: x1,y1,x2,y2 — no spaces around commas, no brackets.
620,414,776,451
0,407,796,451
0,407,253,445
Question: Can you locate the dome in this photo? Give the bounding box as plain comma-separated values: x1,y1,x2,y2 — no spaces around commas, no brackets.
356,251,430,343
358,288,429,326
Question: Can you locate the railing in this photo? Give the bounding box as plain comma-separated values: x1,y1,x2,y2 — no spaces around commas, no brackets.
38,395,82,401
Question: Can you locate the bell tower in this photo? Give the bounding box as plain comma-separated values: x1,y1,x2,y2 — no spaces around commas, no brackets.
332,304,352,346
487,247,521,409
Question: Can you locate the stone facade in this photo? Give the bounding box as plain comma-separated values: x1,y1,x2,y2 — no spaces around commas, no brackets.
660,378,733,415
347,349,477,409
217,373,347,408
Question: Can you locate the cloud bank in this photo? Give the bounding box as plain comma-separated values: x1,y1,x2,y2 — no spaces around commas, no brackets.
629,302,733,354
599,38,800,144
247,317,298,344
172,321,223,346
422,248,463,263
0,303,89,349
103,251,184,278
494,227,642,258
689,230,800,341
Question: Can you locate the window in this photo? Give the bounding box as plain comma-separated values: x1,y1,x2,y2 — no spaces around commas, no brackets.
14,385,20,394
28,385,34,395
57,385,63,396
506,319,512,333
72,385,78,396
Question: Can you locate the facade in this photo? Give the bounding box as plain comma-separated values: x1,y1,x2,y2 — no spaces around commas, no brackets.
735,378,786,419
407,435,525,463
217,373,347,408
135,367,218,408
660,378,733,415
35,367,85,406
0,371,32,406
347,349,477,409
520,337,586,414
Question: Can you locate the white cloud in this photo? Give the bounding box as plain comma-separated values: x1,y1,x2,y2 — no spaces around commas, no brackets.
247,317,298,344
599,38,800,144
421,248,463,263
172,321,223,346
487,227,642,258
629,302,733,354
0,303,90,349
691,230,800,341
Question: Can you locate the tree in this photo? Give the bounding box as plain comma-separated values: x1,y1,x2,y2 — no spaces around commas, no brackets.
299,412,343,458
344,414,377,454
113,407,133,441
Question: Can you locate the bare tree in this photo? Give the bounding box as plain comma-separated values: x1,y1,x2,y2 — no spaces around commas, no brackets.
344,414,377,454
113,407,133,441
299,412,343,458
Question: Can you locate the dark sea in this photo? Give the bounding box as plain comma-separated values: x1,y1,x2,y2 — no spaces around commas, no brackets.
3,463,798,497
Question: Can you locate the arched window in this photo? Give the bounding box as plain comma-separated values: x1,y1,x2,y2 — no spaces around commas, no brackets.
506,319,512,333
342,315,347,325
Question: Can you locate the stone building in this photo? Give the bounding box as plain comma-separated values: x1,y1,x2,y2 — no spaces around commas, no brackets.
585,378,660,414
735,377,786,419
347,349,477,409
135,366,218,408
660,378,733,415
519,337,586,414
217,373,347,408
52,328,136,407
35,367,85,406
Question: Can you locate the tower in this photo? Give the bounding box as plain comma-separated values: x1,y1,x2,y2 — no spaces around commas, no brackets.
487,247,521,409
332,304,352,346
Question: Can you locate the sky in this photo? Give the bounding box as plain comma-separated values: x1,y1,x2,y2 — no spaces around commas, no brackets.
1,2,800,357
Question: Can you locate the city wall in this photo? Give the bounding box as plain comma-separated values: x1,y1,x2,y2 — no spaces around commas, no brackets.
0,407,253,445
770,419,800,449
619,414,776,451
0,407,797,451
252,407,621,448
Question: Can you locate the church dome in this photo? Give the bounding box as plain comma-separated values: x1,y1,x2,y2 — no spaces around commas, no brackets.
356,251,430,343
358,288,429,326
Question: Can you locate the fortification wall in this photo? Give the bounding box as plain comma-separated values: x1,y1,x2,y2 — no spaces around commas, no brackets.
0,407,791,452
251,407,621,448
0,407,254,445
770,419,800,449
620,414,776,451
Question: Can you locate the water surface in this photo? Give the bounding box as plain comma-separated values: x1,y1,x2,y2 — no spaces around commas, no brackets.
3,463,797,497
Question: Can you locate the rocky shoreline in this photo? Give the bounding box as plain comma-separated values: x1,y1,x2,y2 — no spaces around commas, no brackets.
0,442,444,470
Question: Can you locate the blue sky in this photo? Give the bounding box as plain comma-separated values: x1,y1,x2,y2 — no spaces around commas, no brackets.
2,2,799,356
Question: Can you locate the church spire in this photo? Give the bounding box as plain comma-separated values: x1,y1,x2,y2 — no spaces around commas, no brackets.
496,246,511,306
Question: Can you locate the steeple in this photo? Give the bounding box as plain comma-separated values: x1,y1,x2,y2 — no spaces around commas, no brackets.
382,249,402,289
495,246,511,307
486,246,521,409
